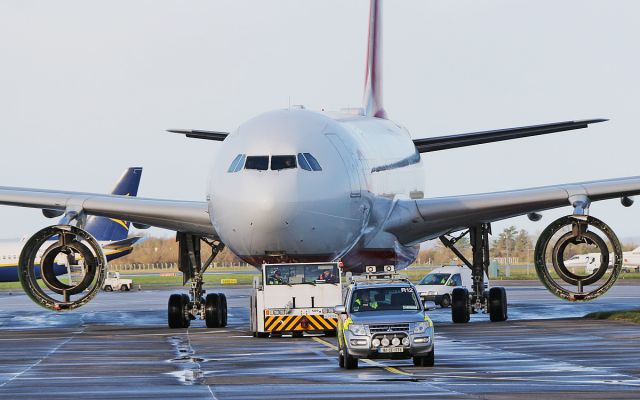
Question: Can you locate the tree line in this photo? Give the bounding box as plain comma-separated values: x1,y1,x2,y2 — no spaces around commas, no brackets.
115,226,638,267
114,236,245,266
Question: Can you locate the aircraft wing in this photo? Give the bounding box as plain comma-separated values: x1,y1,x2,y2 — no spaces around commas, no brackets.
383,176,640,246
413,119,606,153
0,186,215,237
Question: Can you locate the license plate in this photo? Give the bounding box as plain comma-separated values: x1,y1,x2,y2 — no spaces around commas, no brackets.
378,347,404,353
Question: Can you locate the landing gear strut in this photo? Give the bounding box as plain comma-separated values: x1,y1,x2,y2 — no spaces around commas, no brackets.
168,233,228,329
440,223,507,323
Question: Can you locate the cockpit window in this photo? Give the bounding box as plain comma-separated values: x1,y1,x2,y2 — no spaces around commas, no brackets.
297,154,312,171
297,153,322,171
303,153,322,171
271,155,297,170
227,154,246,173
245,156,269,170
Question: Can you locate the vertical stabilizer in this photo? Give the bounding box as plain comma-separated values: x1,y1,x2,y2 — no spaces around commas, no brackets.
363,0,386,119
82,167,142,241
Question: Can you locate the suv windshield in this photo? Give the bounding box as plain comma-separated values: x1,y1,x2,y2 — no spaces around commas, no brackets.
418,273,450,285
350,287,420,313
265,264,339,285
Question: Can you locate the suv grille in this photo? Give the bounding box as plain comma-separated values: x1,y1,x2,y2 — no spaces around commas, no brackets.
369,324,410,333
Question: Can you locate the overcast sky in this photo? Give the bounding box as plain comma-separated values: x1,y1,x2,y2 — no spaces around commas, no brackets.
0,0,639,242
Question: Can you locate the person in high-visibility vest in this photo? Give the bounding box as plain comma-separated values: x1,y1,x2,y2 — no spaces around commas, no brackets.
354,291,379,310
268,269,284,285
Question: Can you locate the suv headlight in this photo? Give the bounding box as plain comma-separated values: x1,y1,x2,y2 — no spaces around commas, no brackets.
348,324,367,336
413,321,429,334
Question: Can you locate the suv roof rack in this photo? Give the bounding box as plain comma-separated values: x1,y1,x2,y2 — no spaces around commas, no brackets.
350,272,411,285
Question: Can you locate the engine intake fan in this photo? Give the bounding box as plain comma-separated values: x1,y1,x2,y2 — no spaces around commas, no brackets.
18,225,107,311
534,216,622,302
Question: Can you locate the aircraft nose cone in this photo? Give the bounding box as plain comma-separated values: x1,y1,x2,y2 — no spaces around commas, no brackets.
256,194,276,212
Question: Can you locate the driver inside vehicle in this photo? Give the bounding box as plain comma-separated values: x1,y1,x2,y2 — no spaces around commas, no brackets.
354,291,379,311
268,269,285,285
318,269,337,283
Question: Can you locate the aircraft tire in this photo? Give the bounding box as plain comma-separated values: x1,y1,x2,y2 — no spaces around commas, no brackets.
205,293,222,328
489,287,508,322
219,293,228,327
451,288,470,323
168,293,189,329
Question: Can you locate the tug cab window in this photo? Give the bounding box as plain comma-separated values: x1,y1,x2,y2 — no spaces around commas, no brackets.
271,155,297,170
297,153,322,171
245,156,269,171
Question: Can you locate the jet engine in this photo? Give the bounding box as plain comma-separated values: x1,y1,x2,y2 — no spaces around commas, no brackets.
18,225,107,311
534,216,623,301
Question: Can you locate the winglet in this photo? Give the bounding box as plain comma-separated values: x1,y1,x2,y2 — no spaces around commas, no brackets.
362,0,386,119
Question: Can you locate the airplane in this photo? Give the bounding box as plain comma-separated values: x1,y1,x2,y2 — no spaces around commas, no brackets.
0,0,639,326
0,167,143,283
564,247,640,274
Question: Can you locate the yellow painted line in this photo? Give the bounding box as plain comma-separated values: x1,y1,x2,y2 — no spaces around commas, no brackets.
312,336,414,377
362,359,414,376
312,336,338,350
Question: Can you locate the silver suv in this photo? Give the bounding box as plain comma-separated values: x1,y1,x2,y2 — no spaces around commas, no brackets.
335,279,435,369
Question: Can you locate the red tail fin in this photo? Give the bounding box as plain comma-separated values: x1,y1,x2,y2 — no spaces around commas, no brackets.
363,0,386,119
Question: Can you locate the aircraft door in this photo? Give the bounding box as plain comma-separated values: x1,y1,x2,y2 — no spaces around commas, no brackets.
325,133,362,198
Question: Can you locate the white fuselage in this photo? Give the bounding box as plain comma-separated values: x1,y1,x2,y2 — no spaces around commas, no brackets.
208,109,425,271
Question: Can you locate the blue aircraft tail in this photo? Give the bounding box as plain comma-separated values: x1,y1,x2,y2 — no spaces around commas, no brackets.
82,167,143,241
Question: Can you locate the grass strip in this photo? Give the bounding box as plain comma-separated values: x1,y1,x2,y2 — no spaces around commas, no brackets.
584,309,640,324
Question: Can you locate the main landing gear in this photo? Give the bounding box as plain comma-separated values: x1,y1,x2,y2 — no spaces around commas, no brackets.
167,233,228,329
440,223,508,323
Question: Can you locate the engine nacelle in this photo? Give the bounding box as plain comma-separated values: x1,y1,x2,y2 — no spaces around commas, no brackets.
534,216,623,302
18,225,107,311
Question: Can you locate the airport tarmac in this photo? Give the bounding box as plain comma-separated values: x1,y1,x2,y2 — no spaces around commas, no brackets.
0,284,639,399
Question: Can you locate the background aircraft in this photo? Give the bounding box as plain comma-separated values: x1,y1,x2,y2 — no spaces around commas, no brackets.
564,247,640,273
0,167,143,282
0,0,638,327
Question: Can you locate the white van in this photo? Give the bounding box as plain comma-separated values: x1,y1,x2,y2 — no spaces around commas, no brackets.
414,266,488,308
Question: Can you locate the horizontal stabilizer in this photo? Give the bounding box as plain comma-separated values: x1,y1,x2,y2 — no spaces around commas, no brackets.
168,129,229,141
413,119,607,153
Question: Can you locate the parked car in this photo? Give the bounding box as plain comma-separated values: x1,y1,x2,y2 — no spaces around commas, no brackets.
414,266,488,308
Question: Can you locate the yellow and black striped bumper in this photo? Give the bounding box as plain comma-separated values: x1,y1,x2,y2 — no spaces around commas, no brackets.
264,314,337,332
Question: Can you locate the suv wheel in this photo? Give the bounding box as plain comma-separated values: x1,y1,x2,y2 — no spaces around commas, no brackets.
413,347,435,367
344,351,358,369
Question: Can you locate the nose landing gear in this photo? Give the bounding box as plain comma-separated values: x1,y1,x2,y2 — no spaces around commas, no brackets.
168,233,228,329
